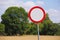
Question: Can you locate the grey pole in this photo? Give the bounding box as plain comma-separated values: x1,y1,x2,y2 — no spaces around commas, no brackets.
37,24,40,40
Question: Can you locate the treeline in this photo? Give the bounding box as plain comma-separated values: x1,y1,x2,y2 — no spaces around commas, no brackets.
0,7,60,36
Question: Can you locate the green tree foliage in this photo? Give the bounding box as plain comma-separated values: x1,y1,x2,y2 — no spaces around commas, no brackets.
25,23,37,35
40,14,58,35
1,7,28,35
0,23,5,35
54,23,60,35
0,23,5,32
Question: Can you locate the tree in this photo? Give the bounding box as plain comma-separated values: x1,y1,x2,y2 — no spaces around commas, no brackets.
1,7,28,35
54,23,60,35
26,23,37,35
40,14,58,35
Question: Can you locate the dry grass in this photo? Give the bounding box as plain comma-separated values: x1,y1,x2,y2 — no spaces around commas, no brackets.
0,35,60,40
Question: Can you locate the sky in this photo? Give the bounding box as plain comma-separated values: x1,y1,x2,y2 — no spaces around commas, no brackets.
0,0,60,23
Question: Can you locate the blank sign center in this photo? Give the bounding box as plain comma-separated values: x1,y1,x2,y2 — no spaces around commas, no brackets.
31,8,43,21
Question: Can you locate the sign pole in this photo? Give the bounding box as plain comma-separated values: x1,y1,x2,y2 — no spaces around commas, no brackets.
37,24,40,40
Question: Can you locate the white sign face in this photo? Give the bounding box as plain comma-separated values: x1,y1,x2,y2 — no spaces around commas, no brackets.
30,8,44,21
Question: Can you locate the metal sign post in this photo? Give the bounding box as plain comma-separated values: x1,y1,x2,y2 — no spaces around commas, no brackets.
37,24,40,40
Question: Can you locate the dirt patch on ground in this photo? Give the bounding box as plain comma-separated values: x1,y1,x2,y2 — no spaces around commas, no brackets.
0,35,60,40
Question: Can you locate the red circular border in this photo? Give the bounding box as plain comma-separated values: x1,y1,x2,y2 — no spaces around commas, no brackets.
28,6,46,23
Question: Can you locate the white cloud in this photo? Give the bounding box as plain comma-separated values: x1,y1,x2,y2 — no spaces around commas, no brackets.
47,9,60,23
36,1,45,5
22,1,36,11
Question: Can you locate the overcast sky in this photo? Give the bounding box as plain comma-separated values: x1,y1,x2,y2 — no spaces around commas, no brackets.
0,0,60,23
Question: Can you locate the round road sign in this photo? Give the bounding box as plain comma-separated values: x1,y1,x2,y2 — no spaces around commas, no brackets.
28,6,46,23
